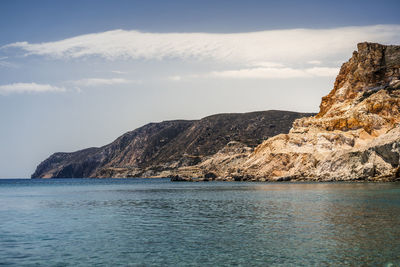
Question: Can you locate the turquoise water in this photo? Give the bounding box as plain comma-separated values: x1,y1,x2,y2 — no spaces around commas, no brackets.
1,179,400,266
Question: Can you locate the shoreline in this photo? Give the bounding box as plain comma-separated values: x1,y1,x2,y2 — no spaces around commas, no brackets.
27,176,400,182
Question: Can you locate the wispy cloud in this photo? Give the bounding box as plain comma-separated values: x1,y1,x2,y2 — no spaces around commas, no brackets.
111,70,128,74
3,25,400,64
304,67,340,77
307,60,322,65
0,83,65,95
0,78,138,96
0,61,14,68
168,75,182,81
71,78,135,87
210,66,339,79
0,56,17,68
249,62,286,68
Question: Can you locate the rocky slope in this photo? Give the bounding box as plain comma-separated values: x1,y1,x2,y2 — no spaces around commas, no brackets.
175,42,400,181
32,110,312,178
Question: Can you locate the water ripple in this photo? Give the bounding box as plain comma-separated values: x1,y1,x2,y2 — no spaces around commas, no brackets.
0,179,399,265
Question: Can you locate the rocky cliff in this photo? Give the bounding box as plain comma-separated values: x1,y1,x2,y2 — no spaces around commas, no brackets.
178,42,400,181
32,110,312,178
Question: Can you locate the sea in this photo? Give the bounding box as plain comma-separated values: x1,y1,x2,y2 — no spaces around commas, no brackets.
0,178,399,266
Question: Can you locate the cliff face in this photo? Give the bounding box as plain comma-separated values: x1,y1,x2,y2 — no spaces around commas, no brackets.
318,43,400,118
32,111,312,178
186,42,400,181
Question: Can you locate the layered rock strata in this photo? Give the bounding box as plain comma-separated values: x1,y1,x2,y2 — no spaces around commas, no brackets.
175,42,400,181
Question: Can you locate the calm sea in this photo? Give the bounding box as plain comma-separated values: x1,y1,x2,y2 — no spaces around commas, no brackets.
0,179,399,266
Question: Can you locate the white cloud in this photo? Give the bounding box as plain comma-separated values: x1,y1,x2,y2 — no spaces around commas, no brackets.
307,60,322,65
0,61,14,68
0,56,17,68
304,67,340,77
71,78,134,87
210,66,339,79
0,79,138,96
111,70,127,74
249,62,285,68
3,25,400,64
0,83,65,95
168,75,182,81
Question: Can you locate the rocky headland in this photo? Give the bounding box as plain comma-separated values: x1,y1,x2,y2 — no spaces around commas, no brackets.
176,42,400,182
32,42,400,182
32,110,311,178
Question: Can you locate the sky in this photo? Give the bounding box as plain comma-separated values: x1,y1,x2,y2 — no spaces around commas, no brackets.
0,0,400,178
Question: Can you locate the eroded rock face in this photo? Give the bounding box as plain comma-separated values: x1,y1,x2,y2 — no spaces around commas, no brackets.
192,42,400,181
318,43,400,118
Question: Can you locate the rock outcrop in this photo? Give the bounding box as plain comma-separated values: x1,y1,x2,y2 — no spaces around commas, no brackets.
32,111,312,178
182,42,400,181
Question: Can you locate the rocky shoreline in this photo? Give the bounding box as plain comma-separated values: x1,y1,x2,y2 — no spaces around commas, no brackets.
170,176,400,182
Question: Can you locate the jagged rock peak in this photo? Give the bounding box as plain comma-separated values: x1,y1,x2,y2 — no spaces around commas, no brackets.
318,42,400,118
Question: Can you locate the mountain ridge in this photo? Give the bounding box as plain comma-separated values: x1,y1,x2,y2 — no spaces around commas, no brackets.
32,110,313,178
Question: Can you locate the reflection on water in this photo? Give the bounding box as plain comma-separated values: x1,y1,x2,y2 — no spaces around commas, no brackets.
0,179,400,266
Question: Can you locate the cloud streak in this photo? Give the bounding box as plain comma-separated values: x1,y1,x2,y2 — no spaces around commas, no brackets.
3,25,400,64
210,66,339,79
0,78,138,96
168,75,182,81
0,83,65,95
0,56,17,68
111,70,128,74
71,78,135,87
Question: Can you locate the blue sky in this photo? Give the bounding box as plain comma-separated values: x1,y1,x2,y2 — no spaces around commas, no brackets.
0,0,400,178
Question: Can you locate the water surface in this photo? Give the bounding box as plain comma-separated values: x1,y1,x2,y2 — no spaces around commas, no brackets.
1,179,400,266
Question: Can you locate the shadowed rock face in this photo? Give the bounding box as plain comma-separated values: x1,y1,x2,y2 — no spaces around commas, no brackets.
32,110,312,178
